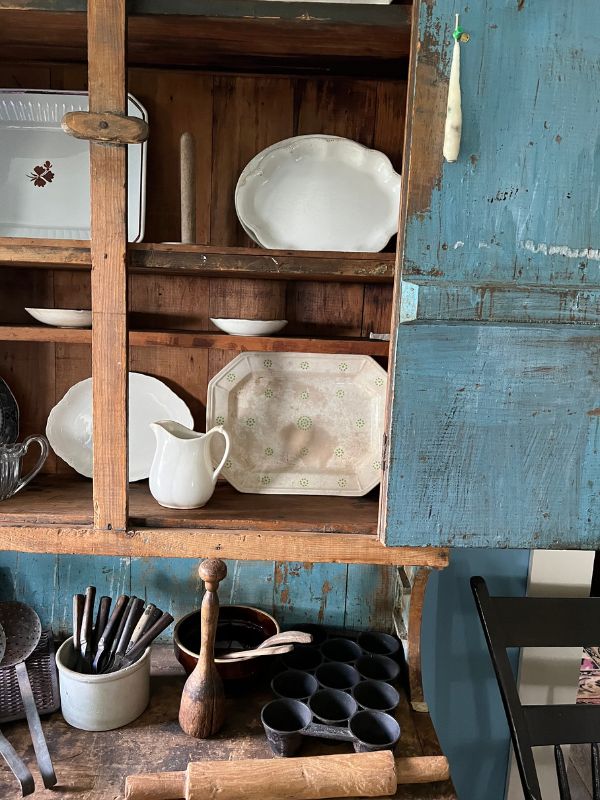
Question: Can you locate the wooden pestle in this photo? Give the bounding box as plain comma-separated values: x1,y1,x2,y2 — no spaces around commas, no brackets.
178,559,227,738
125,752,451,800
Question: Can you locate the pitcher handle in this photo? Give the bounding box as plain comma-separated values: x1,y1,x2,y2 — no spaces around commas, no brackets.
205,426,231,484
16,435,49,495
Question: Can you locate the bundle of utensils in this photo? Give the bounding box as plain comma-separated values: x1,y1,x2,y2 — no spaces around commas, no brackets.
72,587,174,675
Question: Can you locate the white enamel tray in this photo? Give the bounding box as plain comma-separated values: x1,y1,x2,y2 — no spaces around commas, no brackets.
0,90,147,241
206,353,387,496
46,373,193,481
235,136,400,252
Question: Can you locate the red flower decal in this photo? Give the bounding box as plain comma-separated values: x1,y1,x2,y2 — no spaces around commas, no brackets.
27,161,55,188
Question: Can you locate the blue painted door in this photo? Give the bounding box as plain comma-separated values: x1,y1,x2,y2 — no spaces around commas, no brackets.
384,0,600,547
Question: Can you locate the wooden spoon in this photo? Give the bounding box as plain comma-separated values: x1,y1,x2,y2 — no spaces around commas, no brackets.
219,644,293,661
256,631,313,649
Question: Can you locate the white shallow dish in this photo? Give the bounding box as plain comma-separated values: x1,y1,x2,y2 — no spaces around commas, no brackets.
235,136,401,252
0,89,147,241
25,307,92,328
206,352,387,496
210,318,288,336
46,372,193,481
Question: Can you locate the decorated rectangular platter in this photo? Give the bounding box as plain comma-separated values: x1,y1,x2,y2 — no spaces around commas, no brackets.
206,352,387,496
0,90,147,241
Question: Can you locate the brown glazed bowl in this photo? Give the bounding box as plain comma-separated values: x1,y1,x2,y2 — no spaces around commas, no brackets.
173,605,280,683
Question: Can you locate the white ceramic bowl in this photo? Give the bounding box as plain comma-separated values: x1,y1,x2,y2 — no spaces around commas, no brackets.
210,318,288,336
46,372,194,481
55,637,151,731
25,308,92,328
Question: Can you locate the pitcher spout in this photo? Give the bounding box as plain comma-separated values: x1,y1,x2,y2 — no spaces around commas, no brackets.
150,420,202,443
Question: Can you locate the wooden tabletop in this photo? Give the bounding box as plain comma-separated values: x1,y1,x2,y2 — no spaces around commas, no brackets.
0,648,456,800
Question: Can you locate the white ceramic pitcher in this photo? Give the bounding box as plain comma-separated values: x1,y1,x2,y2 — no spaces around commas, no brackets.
149,421,230,509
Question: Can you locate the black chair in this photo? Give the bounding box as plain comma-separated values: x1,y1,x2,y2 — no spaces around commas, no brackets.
471,575,600,800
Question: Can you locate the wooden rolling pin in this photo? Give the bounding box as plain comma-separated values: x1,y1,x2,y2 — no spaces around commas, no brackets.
125,751,450,800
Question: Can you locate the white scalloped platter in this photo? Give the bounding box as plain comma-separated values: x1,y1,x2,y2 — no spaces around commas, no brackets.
206,352,387,496
46,373,193,482
235,136,401,252
0,90,147,241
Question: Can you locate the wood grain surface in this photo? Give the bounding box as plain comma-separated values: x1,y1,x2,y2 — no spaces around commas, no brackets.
87,0,129,531
0,646,455,800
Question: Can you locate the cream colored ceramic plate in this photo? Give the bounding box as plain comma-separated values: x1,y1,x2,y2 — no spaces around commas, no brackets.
0,90,146,241
235,136,401,252
46,372,193,481
206,352,387,496
210,318,288,336
25,308,92,328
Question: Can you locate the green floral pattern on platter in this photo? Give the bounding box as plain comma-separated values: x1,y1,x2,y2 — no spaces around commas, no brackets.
208,352,387,496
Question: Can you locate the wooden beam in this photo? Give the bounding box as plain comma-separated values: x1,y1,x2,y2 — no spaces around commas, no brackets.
0,525,449,566
88,0,129,531
0,239,395,282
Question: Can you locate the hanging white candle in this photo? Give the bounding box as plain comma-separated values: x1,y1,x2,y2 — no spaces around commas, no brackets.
443,15,463,163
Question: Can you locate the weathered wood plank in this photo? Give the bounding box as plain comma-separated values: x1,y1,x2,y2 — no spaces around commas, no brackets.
0,2,411,73
399,282,600,325
88,0,129,531
386,323,600,549
0,326,389,356
401,0,600,288
0,647,455,800
0,240,396,282
0,525,448,566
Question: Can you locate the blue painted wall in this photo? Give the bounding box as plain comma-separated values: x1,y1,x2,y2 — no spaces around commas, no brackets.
0,553,395,639
421,548,530,800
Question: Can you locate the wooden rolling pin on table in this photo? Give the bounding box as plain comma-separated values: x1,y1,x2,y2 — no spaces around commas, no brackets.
125,751,450,800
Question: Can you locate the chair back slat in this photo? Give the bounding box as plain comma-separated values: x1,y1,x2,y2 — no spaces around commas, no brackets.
524,705,600,746
490,597,600,647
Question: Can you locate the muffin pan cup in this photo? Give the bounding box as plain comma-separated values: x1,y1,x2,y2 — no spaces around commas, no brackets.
261,698,401,757
263,629,403,757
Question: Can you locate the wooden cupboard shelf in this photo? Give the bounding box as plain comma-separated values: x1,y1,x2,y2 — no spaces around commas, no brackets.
130,244,397,282
0,326,389,355
0,240,396,282
0,647,456,800
0,1,411,74
0,477,448,566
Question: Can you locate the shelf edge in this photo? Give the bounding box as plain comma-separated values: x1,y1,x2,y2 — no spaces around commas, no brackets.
0,524,449,566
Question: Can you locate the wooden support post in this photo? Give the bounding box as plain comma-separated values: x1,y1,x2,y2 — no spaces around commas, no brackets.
407,566,431,712
88,0,129,530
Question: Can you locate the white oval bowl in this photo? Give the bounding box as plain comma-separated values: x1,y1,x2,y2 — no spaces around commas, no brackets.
235,136,401,252
210,318,288,336
46,372,194,481
25,307,92,328
56,637,151,731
